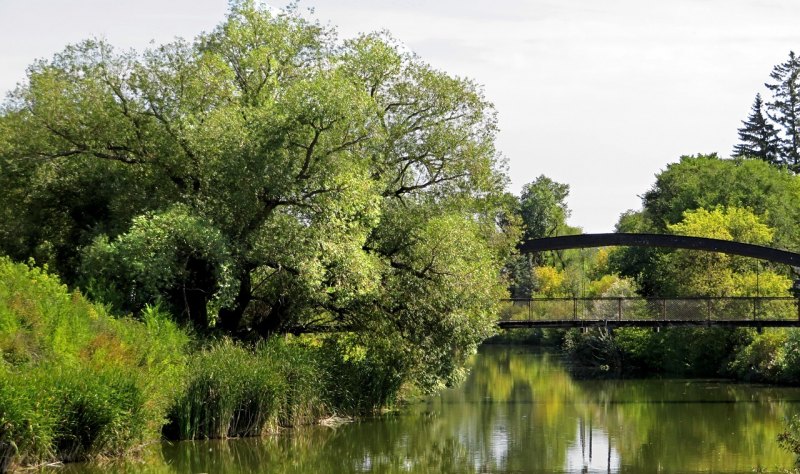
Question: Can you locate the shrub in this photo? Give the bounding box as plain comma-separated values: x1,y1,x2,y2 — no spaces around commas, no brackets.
729,330,787,382
319,335,405,414
562,329,621,376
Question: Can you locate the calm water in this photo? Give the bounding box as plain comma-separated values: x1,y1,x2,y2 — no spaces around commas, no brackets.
64,346,800,473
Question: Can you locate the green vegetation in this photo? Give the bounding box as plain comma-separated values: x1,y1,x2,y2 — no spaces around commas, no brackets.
503,175,588,299
550,156,800,383
502,152,800,389
0,258,414,470
779,416,800,469
165,335,405,442
610,155,800,297
0,2,516,468
3,0,800,470
0,257,187,469
0,0,511,395
0,2,512,470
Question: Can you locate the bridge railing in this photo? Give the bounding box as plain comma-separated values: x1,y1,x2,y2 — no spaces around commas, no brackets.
499,297,800,323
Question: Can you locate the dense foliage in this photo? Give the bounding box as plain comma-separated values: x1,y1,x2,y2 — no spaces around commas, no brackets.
504,175,583,298
559,153,800,390
0,1,513,392
610,155,800,297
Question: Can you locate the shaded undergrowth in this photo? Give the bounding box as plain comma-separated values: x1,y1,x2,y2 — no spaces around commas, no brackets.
561,326,800,384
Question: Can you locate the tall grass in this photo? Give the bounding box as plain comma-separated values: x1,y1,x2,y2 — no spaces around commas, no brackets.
165,337,330,440
0,257,188,470
165,335,407,441
165,340,289,440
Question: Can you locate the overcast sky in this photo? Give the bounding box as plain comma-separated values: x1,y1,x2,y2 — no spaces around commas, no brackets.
1,1,799,232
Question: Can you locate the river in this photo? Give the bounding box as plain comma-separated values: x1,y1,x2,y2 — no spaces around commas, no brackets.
63,346,800,473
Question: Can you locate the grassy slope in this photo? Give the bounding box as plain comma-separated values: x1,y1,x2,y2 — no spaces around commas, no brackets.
0,257,188,469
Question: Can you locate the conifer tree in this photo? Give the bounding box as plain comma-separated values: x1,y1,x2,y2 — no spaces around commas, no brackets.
765,51,800,172
732,93,780,164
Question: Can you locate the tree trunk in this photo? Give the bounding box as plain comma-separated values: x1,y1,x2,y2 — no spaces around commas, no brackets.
218,271,252,335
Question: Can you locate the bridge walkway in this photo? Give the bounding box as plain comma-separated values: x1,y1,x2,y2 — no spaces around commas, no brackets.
498,297,800,329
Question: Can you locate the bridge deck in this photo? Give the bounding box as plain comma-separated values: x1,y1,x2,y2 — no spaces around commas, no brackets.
499,319,800,329
499,297,800,329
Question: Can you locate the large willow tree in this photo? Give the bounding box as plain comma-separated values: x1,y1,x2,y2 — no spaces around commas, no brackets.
0,2,513,389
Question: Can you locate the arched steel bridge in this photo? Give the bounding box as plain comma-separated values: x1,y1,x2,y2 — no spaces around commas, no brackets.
520,233,800,267
500,233,800,329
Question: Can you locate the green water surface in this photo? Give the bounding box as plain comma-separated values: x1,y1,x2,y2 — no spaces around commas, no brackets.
63,346,800,473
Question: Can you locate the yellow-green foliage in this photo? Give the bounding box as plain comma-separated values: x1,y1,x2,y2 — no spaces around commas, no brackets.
729,329,800,383
668,206,774,243
0,257,188,468
531,266,566,297
666,206,792,297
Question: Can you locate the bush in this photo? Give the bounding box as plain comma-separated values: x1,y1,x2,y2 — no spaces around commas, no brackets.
563,327,750,377
614,327,748,376
727,329,800,384
729,330,787,382
562,329,621,376
780,330,800,383
319,335,405,414
779,415,800,464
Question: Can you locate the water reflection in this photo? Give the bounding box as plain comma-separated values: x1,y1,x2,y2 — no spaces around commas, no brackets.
62,346,800,473
565,419,620,473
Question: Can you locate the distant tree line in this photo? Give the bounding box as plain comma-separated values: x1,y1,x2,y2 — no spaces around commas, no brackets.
734,51,800,173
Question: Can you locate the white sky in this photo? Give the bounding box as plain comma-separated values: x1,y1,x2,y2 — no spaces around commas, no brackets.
1,0,799,232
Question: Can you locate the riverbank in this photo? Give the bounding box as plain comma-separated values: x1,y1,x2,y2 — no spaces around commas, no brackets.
489,325,800,384
562,326,800,384
5,254,800,471
0,259,404,472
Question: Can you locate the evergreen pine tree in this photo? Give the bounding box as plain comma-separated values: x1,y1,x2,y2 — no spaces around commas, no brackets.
733,93,780,163
765,51,800,172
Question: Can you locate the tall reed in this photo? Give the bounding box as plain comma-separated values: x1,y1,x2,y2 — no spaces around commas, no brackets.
165,337,328,440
